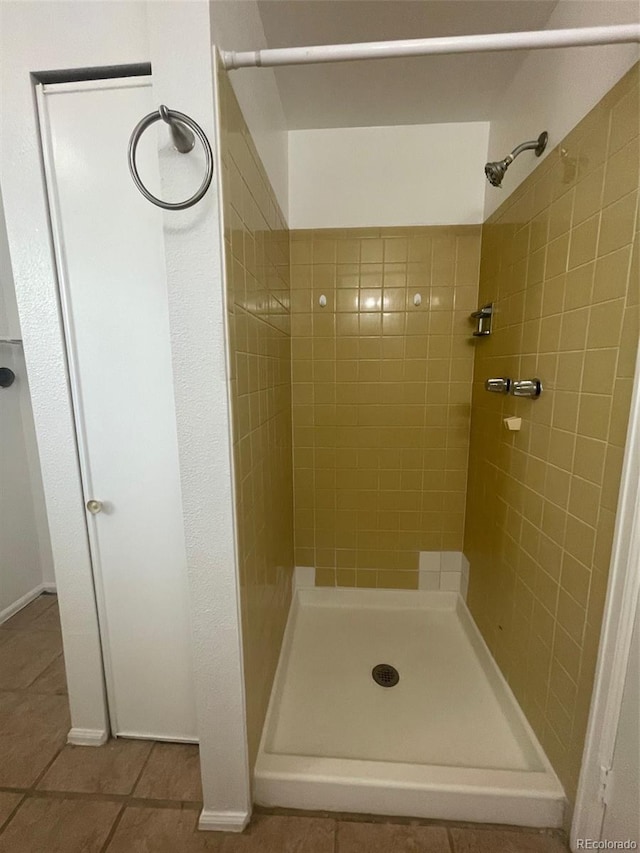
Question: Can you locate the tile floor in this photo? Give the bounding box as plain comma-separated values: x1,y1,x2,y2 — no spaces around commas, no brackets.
0,595,571,852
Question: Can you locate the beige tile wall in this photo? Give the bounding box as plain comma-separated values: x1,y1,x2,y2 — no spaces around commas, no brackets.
219,69,294,766
465,65,639,800
290,227,481,588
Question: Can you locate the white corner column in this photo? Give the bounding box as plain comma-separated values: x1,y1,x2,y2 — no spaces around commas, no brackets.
147,1,251,832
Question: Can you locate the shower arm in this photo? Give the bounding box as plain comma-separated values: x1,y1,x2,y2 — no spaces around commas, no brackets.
507,134,548,164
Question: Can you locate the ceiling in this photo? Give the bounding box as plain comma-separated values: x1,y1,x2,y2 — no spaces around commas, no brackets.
256,0,559,128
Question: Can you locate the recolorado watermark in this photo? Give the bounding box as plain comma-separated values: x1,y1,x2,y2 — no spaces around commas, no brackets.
575,842,638,850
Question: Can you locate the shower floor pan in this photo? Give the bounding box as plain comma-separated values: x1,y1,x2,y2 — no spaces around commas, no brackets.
255,588,565,827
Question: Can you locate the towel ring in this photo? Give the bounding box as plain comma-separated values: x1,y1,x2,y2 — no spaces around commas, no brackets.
127,106,214,211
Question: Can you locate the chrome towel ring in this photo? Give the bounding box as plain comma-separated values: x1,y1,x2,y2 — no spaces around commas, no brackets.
127,105,214,211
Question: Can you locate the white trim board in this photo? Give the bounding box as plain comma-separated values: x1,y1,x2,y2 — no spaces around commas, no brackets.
115,732,199,744
571,347,640,849
0,582,57,626
198,810,250,833
67,727,109,747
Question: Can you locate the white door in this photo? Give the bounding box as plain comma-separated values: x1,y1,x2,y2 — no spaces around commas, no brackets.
38,77,197,741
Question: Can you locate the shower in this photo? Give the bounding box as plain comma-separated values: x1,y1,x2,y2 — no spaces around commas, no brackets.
484,130,548,187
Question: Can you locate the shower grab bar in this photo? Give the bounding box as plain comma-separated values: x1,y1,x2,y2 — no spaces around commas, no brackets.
127,106,214,211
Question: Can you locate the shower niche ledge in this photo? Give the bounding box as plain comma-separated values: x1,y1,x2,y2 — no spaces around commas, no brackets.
255,588,565,828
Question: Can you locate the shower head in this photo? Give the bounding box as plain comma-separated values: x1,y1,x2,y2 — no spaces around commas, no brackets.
484,131,548,188
485,157,512,188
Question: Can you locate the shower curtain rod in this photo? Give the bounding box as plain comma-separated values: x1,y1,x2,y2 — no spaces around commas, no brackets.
221,23,640,70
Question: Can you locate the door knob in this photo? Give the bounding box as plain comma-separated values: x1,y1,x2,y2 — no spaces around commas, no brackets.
86,499,103,515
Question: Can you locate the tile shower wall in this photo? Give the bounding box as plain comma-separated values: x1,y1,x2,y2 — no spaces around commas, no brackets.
219,70,294,766
290,227,481,589
465,65,639,800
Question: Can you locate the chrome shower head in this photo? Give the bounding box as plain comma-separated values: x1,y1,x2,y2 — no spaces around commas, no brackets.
484,131,548,188
485,157,512,188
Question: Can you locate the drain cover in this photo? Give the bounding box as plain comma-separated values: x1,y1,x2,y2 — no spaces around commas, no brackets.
372,663,399,688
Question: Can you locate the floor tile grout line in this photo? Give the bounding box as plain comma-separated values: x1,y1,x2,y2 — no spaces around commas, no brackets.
0,793,25,837
0,787,202,806
128,739,157,799
28,738,68,793
446,825,455,852
98,802,127,853
0,712,66,839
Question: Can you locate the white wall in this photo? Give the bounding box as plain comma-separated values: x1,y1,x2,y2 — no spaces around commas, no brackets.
484,0,640,218
0,189,54,620
288,122,490,229
210,0,289,219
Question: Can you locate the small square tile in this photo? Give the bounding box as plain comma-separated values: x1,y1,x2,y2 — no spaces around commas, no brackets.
419,570,440,591
440,572,461,592
419,551,441,572
460,573,469,601
38,739,153,795
441,551,463,572
294,566,316,588
0,796,121,853
134,743,202,802
337,820,451,852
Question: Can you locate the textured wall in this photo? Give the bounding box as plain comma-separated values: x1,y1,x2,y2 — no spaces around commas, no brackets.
465,65,639,800
290,226,480,588
219,70,294,767
0,191,54,614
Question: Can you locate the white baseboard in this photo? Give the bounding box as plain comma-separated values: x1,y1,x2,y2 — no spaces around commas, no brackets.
67,727,109,747
42,582,57,593
0,582,54,626
115,731,198,744
198,808,250,833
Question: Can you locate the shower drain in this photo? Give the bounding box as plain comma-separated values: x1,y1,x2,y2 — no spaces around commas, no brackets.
372,663,400,688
